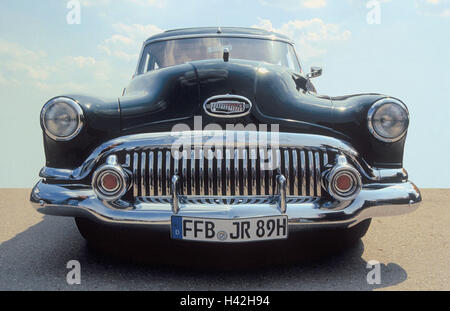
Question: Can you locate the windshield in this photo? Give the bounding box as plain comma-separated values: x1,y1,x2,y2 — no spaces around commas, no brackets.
137,37,301,75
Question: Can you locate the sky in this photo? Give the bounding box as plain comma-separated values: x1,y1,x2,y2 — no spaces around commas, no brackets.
0,0,449,188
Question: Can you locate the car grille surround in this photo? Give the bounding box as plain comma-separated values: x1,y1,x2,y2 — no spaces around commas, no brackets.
115,146,332,201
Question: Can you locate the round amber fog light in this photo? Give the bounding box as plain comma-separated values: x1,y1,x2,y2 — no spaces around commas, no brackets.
100,172,120,192
92,165,129,201
335,173,353,193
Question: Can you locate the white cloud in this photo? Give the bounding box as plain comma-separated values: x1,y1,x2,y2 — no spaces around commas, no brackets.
66,56,97,68
416,0,450,17
302,0,327,8
253,18,351,60
99,23,163,62
0,39,124,96
126,0,166,8
259,0,327,10
80,0,166,7
0,40,50,86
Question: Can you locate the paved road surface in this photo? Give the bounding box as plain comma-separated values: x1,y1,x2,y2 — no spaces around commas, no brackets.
0,189,448,290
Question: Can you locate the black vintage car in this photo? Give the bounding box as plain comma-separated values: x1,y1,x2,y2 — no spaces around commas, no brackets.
31,27,421,247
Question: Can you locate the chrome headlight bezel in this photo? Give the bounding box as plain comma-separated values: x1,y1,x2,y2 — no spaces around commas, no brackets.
367,98,409,143
40,97,84,141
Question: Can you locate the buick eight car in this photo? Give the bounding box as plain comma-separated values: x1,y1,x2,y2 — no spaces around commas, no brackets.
31,27,421,246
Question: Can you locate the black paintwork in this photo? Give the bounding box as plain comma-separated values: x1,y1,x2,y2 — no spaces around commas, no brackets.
42,28,407,171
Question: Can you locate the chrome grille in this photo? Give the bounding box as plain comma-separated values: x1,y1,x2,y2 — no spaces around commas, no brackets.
120,147,331,199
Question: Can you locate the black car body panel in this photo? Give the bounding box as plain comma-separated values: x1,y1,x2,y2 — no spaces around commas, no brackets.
45,58,404,170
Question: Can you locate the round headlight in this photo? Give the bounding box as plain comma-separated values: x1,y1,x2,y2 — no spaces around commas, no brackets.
41,97,84,141
368,99,409,143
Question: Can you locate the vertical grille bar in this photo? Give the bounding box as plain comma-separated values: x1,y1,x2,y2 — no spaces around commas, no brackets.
217,149,223,196
292,149,299,196
314,151,321,197
141,152,147,196
165,151,171,195
308,151,314,196
190,149,196,195
259,148,266,196
276,149,281,173
157,151,163,196
268,149,273,195
225,149,231,196
199,149,204,195
125,154,131,167
300,150,306,196
207,150,213,195
284,149,290,195
149,151,154,196
234,149,240,195
242,149,248,195
181,150,187,195
133,152,139,197
250,148,257,195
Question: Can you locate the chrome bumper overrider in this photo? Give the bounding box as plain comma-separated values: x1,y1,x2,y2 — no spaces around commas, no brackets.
31,180,421,229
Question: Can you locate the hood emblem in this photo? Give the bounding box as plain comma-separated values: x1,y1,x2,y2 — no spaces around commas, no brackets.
203,95,252,118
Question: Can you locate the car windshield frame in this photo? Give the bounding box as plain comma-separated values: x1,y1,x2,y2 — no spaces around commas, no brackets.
135,36,302,75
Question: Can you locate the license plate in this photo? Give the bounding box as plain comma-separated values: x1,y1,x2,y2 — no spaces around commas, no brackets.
171,215,288,243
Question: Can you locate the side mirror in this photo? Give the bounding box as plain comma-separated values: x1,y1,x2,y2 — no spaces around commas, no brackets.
307,66,322,79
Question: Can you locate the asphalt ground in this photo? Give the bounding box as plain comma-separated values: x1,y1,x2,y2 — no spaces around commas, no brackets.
0,188,448,290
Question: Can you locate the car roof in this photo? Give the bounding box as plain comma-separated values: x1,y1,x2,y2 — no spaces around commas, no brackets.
143,27,294,45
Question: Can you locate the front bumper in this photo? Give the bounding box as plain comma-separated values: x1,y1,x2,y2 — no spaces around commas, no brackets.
31,180,421,230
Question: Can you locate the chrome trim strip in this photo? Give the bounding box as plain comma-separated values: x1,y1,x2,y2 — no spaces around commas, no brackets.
308,151,314,196
125,154,131,168
157,151,163,196
141,152,147,196
165,151,171,196
250,148,257,195
225,149,231,196
300,151,306,196
190,149,196,195
315,151,321,198
259,148,266,196
234,149,239,196
207,150,213,195
217,149,223,196
199,149,205,195
133,153,139,197
275,149,281,172
181,150,187,195
268,149,273,195
284,149,290,195
292,149,299,196
149,151,154,196
243,149,248,196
